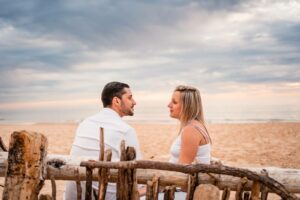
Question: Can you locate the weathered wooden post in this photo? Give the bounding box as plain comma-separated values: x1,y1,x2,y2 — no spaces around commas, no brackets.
235,177,248,200
117,141,138,200
260,169,269,200
221,187,230,200
186,173,197,200
2,130,48,200
152,175,160,200
0,137,8,152
117,140,129,200
163,186,176,200
250,181,260,200
85,167,93,200
98,149,112,200
146,181,154,200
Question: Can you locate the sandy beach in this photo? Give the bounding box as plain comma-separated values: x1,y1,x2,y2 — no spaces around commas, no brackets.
1,122,299,199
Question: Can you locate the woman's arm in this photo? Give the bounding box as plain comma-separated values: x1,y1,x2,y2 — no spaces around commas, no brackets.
178,126,202,164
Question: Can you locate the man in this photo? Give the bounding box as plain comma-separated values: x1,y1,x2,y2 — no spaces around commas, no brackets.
64,81,142,200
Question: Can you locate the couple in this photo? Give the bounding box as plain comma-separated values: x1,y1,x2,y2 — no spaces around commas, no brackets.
65,81,211,200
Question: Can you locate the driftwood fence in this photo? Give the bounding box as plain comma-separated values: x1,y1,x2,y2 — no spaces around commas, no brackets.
0,130,300,200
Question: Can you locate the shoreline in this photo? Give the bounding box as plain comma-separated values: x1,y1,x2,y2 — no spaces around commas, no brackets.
1,120,300,126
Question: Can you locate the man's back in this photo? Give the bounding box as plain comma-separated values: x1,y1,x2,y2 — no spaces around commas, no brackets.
64,108,141,200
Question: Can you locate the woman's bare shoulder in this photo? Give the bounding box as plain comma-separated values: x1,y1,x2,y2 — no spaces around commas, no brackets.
181,125,201,139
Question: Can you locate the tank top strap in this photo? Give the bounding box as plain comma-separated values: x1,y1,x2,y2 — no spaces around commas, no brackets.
188,124,211,144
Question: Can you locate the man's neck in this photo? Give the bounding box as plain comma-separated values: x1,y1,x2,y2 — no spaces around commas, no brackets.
106,106,123,117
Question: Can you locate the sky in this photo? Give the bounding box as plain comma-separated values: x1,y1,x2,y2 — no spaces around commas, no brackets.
0,0,300,122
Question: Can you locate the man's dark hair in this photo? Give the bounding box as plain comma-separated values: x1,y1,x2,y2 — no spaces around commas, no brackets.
101,82,130,107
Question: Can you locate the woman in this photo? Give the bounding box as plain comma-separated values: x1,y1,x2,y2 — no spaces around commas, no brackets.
142,85,212,200
168,85,211,165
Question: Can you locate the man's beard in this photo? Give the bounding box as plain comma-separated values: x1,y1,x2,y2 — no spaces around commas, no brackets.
124,108,134,116
121,103,134,116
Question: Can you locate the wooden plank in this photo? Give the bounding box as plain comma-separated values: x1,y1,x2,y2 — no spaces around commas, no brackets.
82,160,300,199
1,153,300,193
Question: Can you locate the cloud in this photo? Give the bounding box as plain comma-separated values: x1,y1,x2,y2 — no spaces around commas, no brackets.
72,51,174,71
0,0,299,112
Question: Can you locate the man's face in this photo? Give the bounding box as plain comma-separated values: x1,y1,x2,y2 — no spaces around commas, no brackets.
119,88,136,116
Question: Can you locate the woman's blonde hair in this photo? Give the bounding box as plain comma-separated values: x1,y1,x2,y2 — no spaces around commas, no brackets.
175,85,205,127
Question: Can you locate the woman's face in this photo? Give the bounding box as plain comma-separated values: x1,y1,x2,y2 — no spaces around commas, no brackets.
168,91,181,119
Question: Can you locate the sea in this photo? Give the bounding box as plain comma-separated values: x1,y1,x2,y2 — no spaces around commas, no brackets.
0,103,299,124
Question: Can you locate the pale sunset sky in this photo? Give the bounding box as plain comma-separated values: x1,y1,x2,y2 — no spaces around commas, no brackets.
0,0,299,123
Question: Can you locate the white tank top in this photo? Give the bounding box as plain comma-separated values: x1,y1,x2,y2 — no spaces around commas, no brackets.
169,124,211,164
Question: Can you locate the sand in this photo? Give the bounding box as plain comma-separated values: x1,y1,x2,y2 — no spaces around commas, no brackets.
0,122,299,199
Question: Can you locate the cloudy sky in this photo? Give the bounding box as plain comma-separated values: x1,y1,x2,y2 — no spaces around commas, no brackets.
0,0,299,122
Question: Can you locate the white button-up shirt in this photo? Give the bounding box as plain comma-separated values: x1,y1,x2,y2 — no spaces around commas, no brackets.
64,108,142,200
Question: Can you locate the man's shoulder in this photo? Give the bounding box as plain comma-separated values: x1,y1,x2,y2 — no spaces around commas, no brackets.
80,111,134,132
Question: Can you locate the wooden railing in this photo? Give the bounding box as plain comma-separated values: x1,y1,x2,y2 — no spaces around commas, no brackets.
0,131,299,200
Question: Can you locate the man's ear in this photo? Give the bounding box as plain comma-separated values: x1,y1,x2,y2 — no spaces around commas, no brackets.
113,97,120,105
